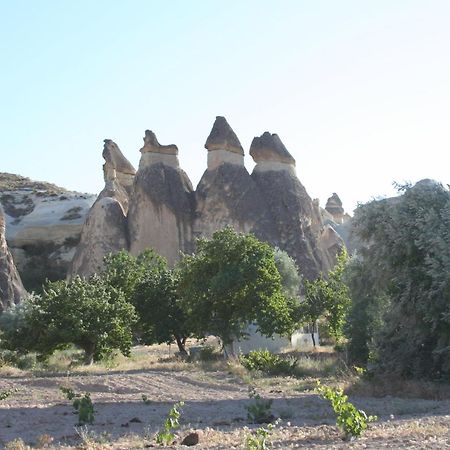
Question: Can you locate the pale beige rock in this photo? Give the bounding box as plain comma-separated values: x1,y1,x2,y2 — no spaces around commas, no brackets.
0,206,26,312
70,140,135,277
69,197,128,277
102,139,136,194
139,130,180,169
325,193,345,224
128,131,194,265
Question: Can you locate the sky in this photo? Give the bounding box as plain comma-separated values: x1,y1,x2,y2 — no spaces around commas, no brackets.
1,0,449,213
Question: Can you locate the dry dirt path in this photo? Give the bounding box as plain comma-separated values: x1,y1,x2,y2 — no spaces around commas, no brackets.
0,368,449,448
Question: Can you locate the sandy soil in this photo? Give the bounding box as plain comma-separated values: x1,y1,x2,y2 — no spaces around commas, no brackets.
0,363,449,449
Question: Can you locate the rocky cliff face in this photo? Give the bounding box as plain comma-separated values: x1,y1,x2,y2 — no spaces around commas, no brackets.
127,131,195,264
0,205,26,312
194,117,278,242
0,173,95,291
69,140,133,277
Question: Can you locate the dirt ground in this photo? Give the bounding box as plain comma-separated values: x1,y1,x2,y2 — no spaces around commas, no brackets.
0,348,449,449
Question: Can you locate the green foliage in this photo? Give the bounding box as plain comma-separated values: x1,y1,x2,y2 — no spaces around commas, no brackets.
155,401,184,445
60,386,76,401
344,257,388,366
240,350,296,376
104,249,189,354
274,248,301,299
351,180,450,378
0,388,18,400
60,387,94,425
178,228,294,348
103,249,165,300
73,393,94,425
6,275,137,364
246,387,274,424
245,421,277,450
317,382,377,440
296,250,351,344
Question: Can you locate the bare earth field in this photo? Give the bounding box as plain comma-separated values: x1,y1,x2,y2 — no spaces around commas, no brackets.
0,346,449,449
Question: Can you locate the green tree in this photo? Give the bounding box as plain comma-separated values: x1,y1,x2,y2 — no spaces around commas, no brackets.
344,257,387,365
133,266,189,355
16,275,137,364
350,180,450,378
296,250,351,346
274,248,301,299
102,249,165,300
103,249,189,354
178,228,294,353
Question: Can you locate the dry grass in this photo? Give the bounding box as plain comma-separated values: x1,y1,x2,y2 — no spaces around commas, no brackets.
346,375,450,400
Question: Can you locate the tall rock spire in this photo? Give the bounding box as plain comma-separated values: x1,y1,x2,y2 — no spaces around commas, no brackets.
127,130,194,264
69,140,132,278
102,139,136,194
138,130,180,170
250,132,296,174
204,116,244,170
250,131,342,279
194,117,277,242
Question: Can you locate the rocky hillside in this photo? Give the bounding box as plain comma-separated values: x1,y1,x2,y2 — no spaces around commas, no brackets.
0,173,95,292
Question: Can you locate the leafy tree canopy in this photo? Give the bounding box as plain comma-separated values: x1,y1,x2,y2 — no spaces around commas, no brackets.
350,180,450,378
178,227,294,348
6,275,137,364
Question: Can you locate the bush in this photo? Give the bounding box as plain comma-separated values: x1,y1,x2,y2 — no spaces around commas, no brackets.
317,382,377,440
240,349,296,376
246,387,275,424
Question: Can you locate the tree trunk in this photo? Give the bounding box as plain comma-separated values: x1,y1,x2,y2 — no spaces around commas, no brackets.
311,323,316,347
175,335,188,356
83,343,95,365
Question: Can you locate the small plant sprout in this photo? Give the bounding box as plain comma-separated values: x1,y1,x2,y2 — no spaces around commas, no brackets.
246,387,275,424
245,420,279,450
60,386,95,425
0,387,18,401
317,382,377,441
73,393,95,425
155,401,184,445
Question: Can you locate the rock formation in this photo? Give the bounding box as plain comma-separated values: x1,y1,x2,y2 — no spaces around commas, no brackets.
69,117,345,282
69,140,133,277
325,193,345,224
250,132,341,279
0,205,26,312
0,173,95,292
127,131,194,264
194,117,278,241
102,139,136,196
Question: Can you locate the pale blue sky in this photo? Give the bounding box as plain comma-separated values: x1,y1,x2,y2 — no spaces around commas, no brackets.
1,1,449,212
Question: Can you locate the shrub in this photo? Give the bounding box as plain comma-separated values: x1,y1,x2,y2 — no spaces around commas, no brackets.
245,421,278,450
60,387,94,425
317,382,377,440
155,401,184,445
246,387,274,424
240,349,296,376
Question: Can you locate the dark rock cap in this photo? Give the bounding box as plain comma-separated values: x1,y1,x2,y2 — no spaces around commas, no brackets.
102,140,136,175
204,116,244,155
325,193,344,215
140,130,178,155
250,132,296,165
